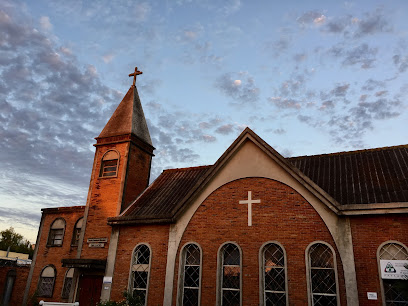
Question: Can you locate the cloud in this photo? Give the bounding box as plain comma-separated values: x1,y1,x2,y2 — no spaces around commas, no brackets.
392,54,408,73
39,16,53,31
215,72,260,105
354,8,392,37
268,97,301,109
331,83,350,97
134,2,151,22
361,78,386,91
329,43,378,69
297,10,326,27
102,53,115,63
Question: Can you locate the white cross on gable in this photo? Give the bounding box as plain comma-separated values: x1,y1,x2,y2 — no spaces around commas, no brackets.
239,191,261,226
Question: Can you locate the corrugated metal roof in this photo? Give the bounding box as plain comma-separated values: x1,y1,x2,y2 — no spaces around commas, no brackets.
113,144,408,222
119,165,211,219
289,145,408,205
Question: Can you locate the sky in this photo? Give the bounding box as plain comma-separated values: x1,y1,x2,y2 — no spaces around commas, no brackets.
1,0,408,243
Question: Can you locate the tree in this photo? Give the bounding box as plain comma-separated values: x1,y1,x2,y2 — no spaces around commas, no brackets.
0,227,34,259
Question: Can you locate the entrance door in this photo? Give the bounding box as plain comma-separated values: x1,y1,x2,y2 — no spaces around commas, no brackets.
78,275,103,306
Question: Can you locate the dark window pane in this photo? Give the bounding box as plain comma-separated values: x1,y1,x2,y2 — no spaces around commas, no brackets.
183,288,199,306
265,268,285,291
38,277,54,297
310,244,334,268
264,244,285,267
313,295,337,306
383,279,408,304
133,289,146,305
185,244,200,265
133,271,148,289
311,269,336,294
222,289,240,306
223,266,240,289
135,245,150,264
50,229,63,245
223,245,240,265
265,292,286,306
184,266,200,288
62,278,72,299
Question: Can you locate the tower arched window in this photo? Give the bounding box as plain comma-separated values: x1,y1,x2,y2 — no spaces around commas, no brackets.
378,241,408,305
47,218,65,246
306,242,339,306
129,244,151,305
260,242,288,305
38,265,56,297
100,150,119,178
71,217,83,246
218,242,242,306
178,243,202,306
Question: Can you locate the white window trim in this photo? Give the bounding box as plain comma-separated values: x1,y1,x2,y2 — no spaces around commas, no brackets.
377,240,408,306
176,242,203,306
127,243,152,306
258,241,288,306
216,242,242,306
305,241,340,306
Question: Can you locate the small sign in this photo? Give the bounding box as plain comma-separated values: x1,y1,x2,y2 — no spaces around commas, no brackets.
367,292,377,300
87,238,108,243
380,260,408,279
103,276,112,283
89,243,105,248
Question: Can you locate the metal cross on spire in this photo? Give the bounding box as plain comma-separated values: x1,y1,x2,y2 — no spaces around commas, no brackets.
129,67,143,86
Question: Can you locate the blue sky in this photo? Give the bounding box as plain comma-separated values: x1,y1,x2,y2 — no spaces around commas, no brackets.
1,0,407,242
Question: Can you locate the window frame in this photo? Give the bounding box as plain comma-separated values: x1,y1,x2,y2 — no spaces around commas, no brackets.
71,217,83,247
305,241,340,306
99,150,120,178
216,242,243,306
127,243,152,306
377,240,408,305
37,265,56,298
47,218,66,247
259,241,288,306
177,242,203,306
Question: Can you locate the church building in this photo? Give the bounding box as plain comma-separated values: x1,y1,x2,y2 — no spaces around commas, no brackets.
23,68,408,306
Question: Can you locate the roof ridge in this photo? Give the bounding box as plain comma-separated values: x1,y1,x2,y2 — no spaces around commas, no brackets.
289,144,408,159
163,165,213,172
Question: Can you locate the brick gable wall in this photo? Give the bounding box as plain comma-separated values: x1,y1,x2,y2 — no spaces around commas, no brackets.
172,177,346,306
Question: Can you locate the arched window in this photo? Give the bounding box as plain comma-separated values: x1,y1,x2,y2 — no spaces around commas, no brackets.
71,218,83,246
129,244,151,305
61,268,74,299
260,242,287,305
307,242,339,306
100,150,119,178
47,218,65,246
38,265,56,297
378,242,408,305
178,243,202,306
218,243,242,306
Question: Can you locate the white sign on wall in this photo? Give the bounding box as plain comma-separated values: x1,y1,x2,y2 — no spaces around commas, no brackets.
367,292,377,300
380,260,408,279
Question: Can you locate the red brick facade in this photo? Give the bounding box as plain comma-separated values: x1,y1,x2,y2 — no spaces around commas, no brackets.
27,206,84,303
350,215,408,306
172,178,346,306
0,264,30,305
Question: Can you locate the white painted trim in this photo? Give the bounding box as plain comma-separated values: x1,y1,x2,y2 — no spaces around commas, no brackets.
376,240,408,306
127,243,152,306
176,242,203,306
258,241,288,306
305,241,340,306
216,242,242,306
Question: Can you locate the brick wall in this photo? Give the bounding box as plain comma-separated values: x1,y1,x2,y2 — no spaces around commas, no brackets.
27,207,84,302
350,214,408,306
172,177,346,306
110,224,170,305
0,265,30,305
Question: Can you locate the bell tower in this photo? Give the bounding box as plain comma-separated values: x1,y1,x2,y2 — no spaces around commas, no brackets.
78,67,154,260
